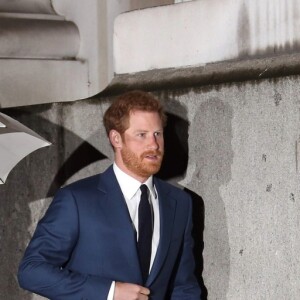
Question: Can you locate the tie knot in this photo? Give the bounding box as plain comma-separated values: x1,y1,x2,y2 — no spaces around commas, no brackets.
140,184,148,195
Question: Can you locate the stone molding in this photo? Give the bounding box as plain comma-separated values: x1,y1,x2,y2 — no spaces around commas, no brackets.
0,18,79,59
0,0,79,59
0,0,56,14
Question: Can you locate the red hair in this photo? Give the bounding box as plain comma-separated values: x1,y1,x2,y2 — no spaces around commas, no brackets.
103,90,167,135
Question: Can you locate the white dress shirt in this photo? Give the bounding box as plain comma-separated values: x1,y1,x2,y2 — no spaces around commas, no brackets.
107,163,160,299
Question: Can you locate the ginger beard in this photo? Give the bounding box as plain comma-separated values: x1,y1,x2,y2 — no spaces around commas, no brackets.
120,144,164,178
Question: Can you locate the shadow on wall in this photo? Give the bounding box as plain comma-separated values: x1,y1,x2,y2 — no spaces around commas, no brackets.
157,113,188,180
0,100,207,299
46,140,107,197
157,102,208,298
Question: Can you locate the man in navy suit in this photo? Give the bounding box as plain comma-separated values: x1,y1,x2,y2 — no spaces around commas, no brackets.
18,90,201,299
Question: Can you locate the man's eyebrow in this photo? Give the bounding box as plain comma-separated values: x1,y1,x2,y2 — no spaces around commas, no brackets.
134,129,163,132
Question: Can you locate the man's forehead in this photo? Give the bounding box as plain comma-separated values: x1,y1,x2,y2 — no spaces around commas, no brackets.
129,109,160,118
124,111,162,131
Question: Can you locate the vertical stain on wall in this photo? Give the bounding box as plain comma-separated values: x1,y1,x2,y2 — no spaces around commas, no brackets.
274,90,282,106
237,2,251,58
238,0,300,58
295,138,300,173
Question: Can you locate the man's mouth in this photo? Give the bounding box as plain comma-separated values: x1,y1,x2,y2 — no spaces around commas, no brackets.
143,151,162,161
145,154,159,160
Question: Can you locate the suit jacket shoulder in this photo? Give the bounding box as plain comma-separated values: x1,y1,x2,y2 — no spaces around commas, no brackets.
58,165,116,195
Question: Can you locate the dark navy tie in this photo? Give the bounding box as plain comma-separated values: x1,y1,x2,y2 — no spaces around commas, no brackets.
137,184,153,283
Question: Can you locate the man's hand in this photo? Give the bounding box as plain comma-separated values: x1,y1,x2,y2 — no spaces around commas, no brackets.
114,282,150,300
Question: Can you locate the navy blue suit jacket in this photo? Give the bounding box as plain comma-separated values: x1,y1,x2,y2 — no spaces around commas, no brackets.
18,165,201,299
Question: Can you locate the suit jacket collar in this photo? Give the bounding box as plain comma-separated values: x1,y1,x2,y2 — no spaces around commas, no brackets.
147,177,177,286
96,166,143,283
96,166,177,286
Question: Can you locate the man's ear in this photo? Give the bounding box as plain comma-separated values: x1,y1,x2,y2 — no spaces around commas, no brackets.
109,130,122,148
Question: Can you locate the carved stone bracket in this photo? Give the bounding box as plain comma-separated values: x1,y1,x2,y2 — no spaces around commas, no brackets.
0,0,84,108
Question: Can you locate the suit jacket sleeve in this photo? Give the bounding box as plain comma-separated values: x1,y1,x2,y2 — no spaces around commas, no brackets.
18,188,112,300
169,194,202,299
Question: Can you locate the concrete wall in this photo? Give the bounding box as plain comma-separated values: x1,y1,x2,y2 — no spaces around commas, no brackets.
1,72,300,299
182,77,300,299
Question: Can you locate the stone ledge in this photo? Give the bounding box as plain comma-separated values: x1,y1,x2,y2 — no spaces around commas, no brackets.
102,53,300,95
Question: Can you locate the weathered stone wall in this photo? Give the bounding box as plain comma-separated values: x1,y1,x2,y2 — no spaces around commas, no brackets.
1,74,300,299
179,77,300,299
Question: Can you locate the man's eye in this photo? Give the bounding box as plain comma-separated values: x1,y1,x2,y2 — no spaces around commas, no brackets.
154,132,162,137
138,133,146,137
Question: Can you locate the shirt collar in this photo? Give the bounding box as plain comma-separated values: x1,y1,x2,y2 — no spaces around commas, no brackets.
113,163,157,200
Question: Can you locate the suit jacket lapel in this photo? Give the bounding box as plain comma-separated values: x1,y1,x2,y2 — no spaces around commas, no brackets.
97,166,143,283
147,178,177,286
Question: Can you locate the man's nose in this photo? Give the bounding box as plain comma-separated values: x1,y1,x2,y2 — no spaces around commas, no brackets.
147,135,159,150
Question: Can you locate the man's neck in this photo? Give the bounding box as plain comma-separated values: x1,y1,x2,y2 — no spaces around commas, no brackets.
113,160,149,183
